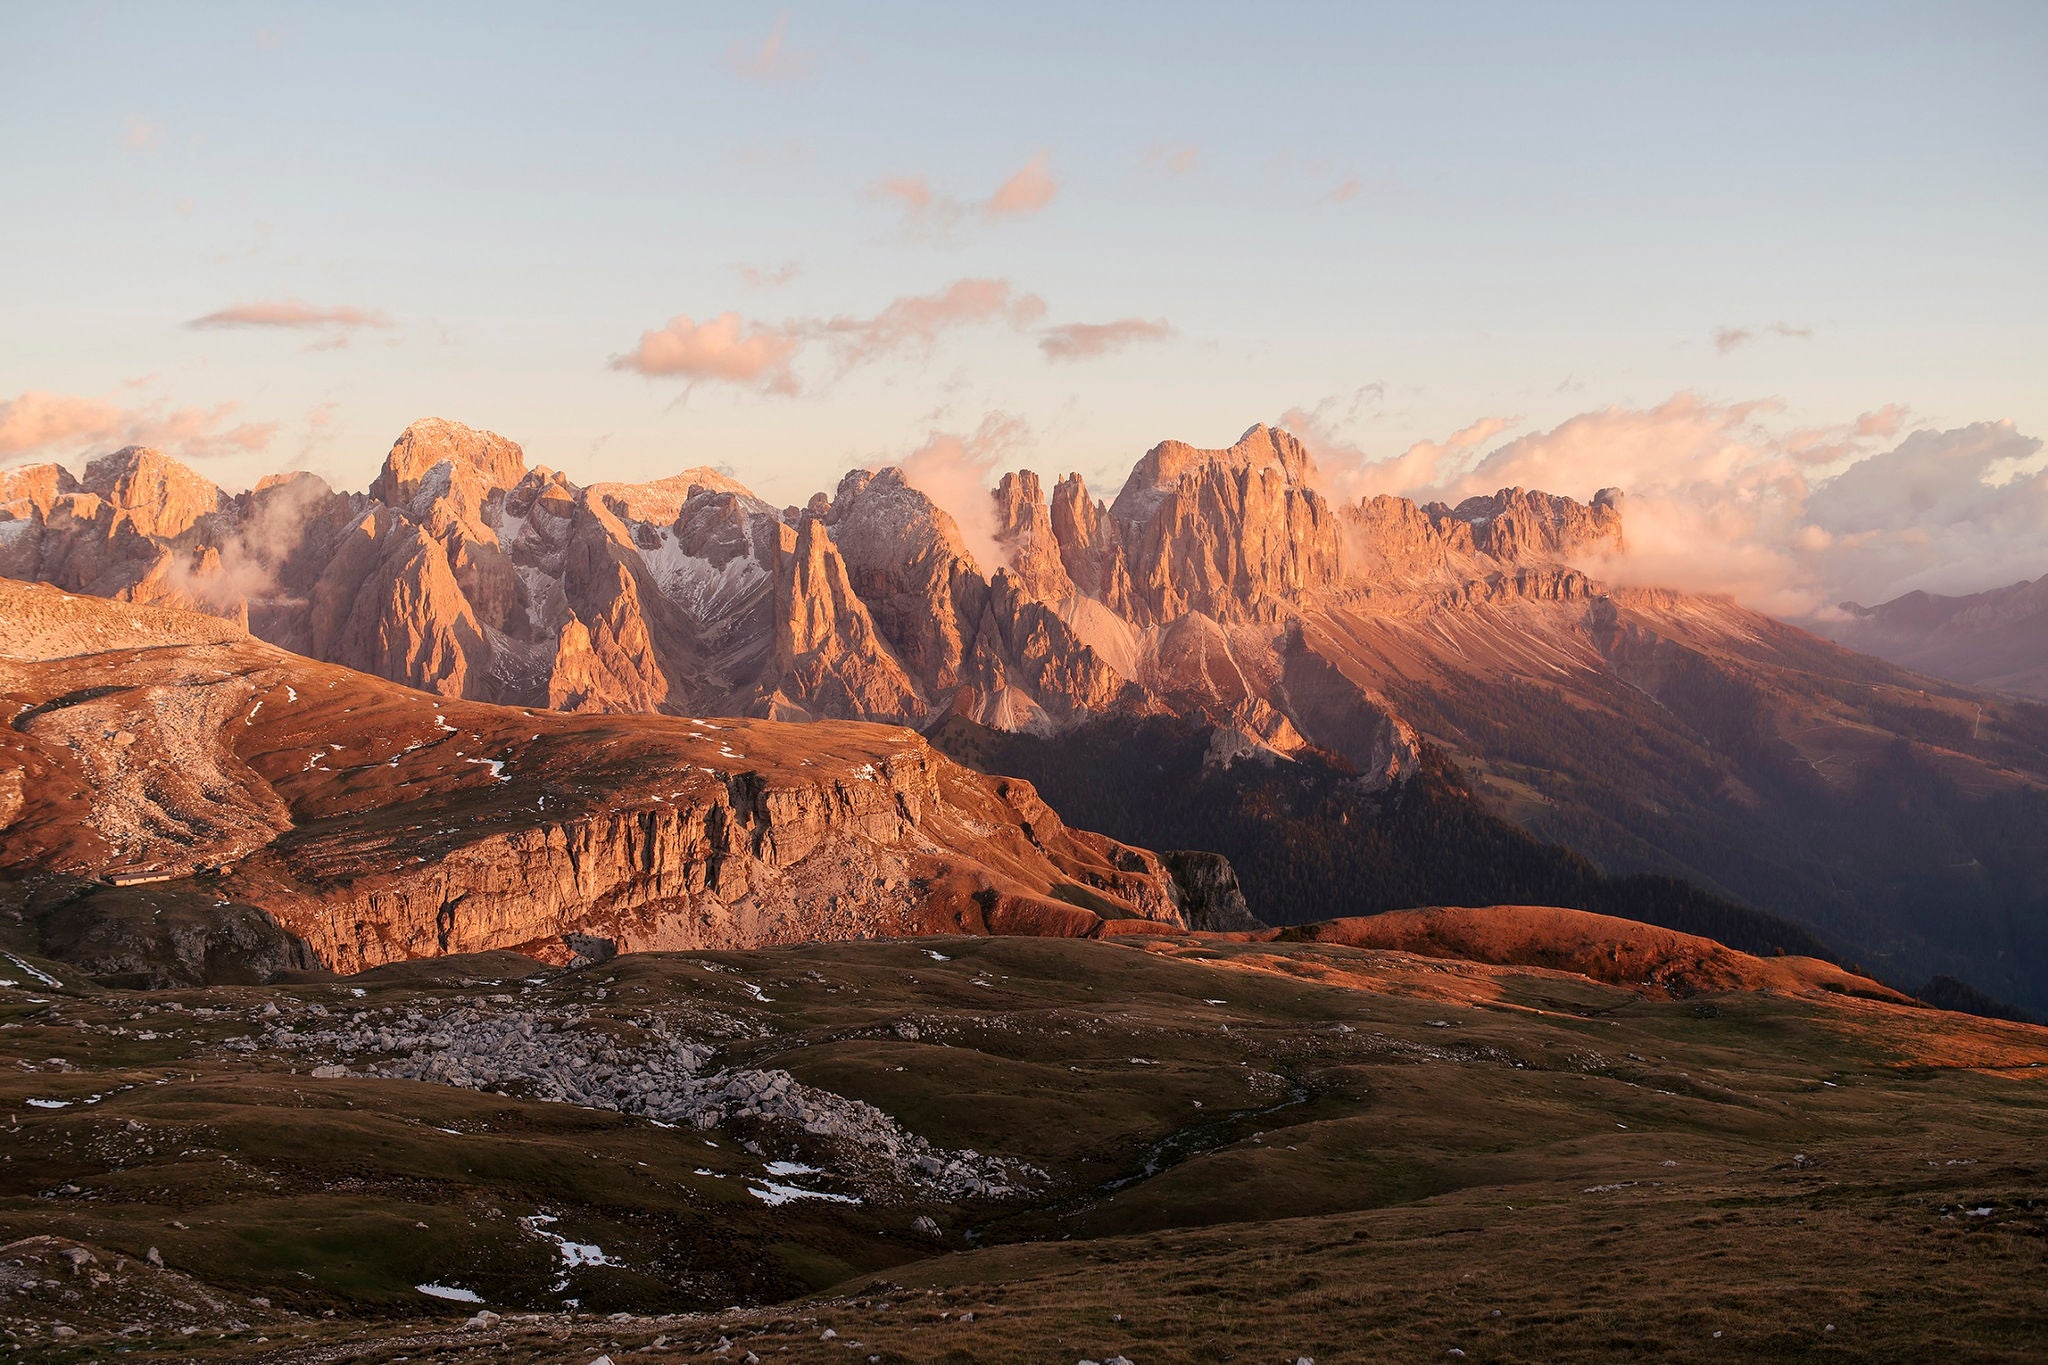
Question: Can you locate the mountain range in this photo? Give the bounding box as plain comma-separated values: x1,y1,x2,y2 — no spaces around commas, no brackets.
4,417,2047,1011
1828,572,2048,701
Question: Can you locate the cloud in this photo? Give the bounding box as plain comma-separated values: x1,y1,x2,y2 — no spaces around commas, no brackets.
1369,416,1520,497
612,279,1046,394
608,312,805,394
872,152,1059,240
734,260,802,289
123,116,161,152
870,174,955,237
1039,317,1174,362
891,413,1031,572
0,389,276,464
1317,392,2047,616
819,278,1045,368
1143,143,1201,176
188,300,392,331
1325,176,1363,205
1712,326,1753,354
1713,321,1814,353
723,14,812,83
984,152,1058,220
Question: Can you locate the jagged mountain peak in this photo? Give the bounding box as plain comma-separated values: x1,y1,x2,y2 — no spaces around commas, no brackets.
586,467,767,527
370,417,528,508
74,446,229,540
1114,424,1320,527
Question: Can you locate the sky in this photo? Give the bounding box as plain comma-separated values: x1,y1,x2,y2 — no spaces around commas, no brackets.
2,2,2044,614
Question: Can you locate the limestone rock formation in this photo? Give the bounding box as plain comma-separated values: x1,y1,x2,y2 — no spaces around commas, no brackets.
0,579,1190,975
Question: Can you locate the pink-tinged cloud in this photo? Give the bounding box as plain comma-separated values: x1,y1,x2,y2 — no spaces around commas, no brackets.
1143,143,1201,176
984,152,1058,220
820,278,1046,367
723,14,812,83
873,175,934,212
1714,321,1813,353
608,312,805,394
1286,392,2044,613
869,174,959,238
1325,176,1363,205
1039,317,1174,362
891,412,1031,572
874,155,1059,239
124,116,161,151
188,300,392,330
614,280,1048,393
0,389,275,462
734,260,802,289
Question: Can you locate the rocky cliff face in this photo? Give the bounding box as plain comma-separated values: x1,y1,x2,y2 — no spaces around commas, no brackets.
0,413,1924,811
0,580,1195,975
0,417,1633,767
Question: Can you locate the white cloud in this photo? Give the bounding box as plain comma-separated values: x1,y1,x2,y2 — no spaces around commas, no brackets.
1304,392,2048,615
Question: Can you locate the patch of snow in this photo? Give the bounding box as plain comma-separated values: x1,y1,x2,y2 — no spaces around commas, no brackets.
465,756,510,781
739,982,773,1003
4,954,59,988
765,1160,821,1177
746,1180,859,1207
25,1098,70,1109
635,526,770,623
521,1214,614,1288
284,686,298,703
415,1283,484,1304
922,950,951,962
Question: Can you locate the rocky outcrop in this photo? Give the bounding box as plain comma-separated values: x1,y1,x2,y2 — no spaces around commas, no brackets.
0,581,1192,975
1107,425,1345,623
992,470,1073,602
1163,850,1264,932
765,516,924,722
1426,486,1624,563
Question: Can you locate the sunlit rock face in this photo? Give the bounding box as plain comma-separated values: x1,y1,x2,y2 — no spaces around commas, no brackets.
0,413,1642,785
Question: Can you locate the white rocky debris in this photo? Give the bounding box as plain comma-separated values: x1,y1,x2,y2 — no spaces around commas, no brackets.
252,1001,1039,1201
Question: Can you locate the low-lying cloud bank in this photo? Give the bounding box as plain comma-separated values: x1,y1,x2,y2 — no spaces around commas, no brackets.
1295,393,2047,617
